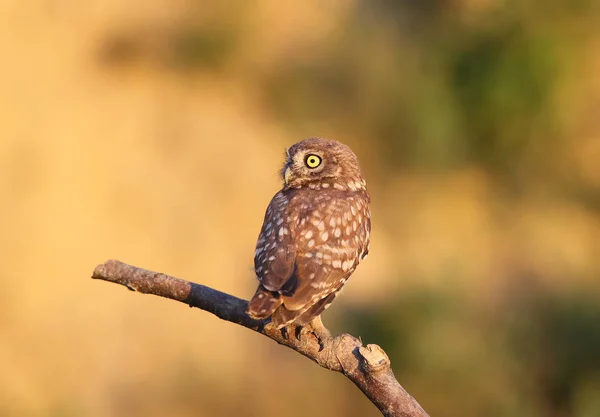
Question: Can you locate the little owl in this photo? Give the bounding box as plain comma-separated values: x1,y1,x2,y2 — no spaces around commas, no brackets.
246,137,371,335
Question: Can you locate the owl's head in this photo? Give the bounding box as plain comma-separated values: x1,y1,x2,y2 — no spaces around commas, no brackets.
281,138,366,191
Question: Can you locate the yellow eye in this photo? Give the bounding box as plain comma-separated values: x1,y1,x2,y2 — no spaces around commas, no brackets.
305,154,322,168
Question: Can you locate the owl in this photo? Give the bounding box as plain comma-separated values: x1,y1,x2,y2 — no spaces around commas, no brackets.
246,137,371,331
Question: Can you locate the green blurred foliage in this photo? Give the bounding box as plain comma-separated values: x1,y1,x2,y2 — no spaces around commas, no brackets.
505,281,600,417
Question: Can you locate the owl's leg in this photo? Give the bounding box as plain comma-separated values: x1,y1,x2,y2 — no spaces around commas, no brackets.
296,316,332,350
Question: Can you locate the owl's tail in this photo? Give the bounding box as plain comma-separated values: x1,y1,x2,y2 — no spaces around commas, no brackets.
247,287,338,329
270,292,337,329
246,285,282,320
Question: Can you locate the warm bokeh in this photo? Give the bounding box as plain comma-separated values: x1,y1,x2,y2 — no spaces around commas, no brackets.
1,1,599,416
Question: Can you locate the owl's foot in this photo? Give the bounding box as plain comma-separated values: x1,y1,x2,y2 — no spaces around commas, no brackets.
295,316,332,351
279,326,290,340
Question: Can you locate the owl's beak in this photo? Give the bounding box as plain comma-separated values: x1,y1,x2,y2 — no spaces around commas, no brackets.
283,166,292,185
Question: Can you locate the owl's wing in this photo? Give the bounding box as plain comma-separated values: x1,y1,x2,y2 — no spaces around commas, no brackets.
253,192,297,293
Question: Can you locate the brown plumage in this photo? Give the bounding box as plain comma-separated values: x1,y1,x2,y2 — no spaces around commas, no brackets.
246,137,371,328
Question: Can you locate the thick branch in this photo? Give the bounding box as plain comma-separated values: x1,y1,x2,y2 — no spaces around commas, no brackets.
92,259,429,417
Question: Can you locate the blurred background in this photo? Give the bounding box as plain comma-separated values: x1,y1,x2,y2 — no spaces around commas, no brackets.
1,0,599,416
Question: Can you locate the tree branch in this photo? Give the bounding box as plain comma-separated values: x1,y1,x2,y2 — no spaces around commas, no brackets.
91,259,429,417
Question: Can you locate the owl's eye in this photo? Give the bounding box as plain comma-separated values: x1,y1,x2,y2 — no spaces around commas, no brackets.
305,154,322,169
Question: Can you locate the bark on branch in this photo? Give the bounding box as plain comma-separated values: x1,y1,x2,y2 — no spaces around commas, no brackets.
91,259,429,417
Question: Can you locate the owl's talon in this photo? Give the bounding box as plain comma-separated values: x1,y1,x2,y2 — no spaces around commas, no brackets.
315,333,328,351
256,319,267,334
312,329,331,351
280,326,290,340
294,325,304,341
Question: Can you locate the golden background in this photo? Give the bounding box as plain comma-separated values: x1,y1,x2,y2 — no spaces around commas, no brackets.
1,1,599,416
